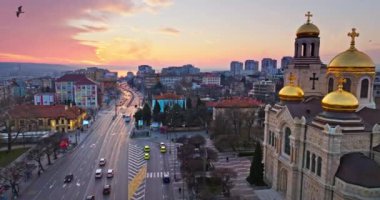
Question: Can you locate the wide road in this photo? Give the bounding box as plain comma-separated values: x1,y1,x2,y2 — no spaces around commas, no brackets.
140,139,173,200
20,84,139,200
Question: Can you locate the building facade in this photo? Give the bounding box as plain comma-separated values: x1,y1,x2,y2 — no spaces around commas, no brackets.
281,56,293,71
245,60,259,72
160,75,183,88
248,80,276,103
152,93,186,113
34,93,55,105
263,12,380,200
202,73,221,86
55,74,98,109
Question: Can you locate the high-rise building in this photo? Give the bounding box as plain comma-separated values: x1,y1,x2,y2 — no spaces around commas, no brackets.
161,65,200,76
230,61,243,76
137,65,155,76
261,58,277,75
281,56,293,70
245,60,259,72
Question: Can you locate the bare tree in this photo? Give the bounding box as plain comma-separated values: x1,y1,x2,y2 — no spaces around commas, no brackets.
0,113,25,152
212,168,237,197
243,110,256,140
225,108,244,135
26,147,45,172
0,161,30,199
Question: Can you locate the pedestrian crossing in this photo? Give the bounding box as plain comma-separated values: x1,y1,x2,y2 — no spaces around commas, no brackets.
146,171,170,178
128,144,147,200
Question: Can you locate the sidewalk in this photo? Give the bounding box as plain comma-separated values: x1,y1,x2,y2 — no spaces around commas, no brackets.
205,139,260,200
168,143,189,200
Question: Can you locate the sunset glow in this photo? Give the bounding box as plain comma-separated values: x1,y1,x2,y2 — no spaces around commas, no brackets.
0,0,379,70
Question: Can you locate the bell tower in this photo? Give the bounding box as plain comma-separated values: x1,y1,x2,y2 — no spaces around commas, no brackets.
285,11,327,97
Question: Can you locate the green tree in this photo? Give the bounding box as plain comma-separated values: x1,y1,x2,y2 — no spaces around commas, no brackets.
246,142,265,185
196,97,203,108
142,103,152,125
186,97,192,109
153,100,161,121
134,109,143,127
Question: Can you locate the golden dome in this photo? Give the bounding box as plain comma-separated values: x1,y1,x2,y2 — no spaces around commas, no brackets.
296,11,320,37
279,73,304,101
328,28,375,74
321,77,358,112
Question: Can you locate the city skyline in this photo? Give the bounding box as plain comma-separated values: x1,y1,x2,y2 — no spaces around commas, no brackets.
0,0,379,72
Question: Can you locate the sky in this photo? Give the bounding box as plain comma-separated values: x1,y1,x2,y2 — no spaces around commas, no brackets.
0,0,379,73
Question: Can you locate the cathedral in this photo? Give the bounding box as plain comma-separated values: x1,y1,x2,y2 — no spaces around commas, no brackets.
263,12,380,200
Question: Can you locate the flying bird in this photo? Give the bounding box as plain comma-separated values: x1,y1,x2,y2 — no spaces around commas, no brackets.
16,6,24,17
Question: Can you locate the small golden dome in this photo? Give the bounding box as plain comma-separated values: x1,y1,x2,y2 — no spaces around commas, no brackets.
296,11,320,37
328,28,375,74
279,73,304,101
322,76,358,112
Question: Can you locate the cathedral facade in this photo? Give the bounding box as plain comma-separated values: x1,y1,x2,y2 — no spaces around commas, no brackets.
263,12,380,200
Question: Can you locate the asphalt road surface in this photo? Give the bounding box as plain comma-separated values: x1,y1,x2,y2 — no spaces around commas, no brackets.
20,84,139,200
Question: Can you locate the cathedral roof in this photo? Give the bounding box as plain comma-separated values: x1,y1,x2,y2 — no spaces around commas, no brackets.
328,28,375,75
335,152,380,188
357,107,380,131
286,97,322,122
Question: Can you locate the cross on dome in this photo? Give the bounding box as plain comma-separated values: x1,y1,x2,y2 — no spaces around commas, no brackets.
348,28,359,48
337,75,347,91
305,11,313,23
288,72,296,86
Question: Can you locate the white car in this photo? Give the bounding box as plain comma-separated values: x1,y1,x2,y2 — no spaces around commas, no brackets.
107,169,114,178
95,169,102,179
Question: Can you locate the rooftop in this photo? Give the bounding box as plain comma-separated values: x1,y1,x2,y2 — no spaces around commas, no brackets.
213,97,262,108
8,105,85,120
56,74,96,85
153,93,185,100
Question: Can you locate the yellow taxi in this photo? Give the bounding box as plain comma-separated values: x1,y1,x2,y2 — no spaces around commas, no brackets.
144,145,150,152
160,145,166,153
144,153,150,160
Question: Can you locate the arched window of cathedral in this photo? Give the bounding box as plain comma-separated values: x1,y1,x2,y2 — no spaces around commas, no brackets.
360,79,369,98
284,127,291,155
306,151,310,169
328,78,334,93
343,78,351,92
311,154,316,173
311,43,315,57
268,131,272,146
302,43,307,57
317,157,322,176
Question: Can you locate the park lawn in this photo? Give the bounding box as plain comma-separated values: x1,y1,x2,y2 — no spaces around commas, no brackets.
0,148,30,167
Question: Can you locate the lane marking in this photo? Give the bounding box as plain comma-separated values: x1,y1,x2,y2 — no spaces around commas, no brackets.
128,165,147,200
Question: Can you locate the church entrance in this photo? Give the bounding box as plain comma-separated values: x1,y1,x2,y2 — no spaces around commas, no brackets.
278,168,288,196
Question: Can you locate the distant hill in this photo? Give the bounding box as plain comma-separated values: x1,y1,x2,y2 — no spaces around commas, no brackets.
0,62,79,79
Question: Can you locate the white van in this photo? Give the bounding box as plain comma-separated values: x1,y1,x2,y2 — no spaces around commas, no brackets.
95,169,102,179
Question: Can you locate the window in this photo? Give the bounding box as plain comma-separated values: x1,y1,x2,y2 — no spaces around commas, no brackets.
272,132,275,146
311,154,316,173
328,78,334,93
311,43,315,56
48,120,51,126
302,43,307,57
317,157,322,176
268,131,272,145
284,127,291,155
20,120,25,127
38,120,43,126
343,78,351,92
360,79,369,98
306,151,310,169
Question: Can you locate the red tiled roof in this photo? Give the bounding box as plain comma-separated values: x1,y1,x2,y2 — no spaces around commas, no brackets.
9,105,85,120
213,97,262,108
153,93,184,100
56,74,96,85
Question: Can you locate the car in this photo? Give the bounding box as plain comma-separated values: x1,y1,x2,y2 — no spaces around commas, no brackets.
64,174,74,183
95,169,102,179
160,145,166,153
103,184,111,195
85,195,95,200
107,169,114,178
144,153,150,160
163,172,170,184
125,116,131,123
122,114,126,118
99,158,106,166
144,145,150,152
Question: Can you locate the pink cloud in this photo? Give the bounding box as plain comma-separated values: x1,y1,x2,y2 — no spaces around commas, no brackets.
159,27,180,35
0,0,143,64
